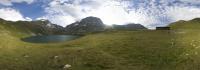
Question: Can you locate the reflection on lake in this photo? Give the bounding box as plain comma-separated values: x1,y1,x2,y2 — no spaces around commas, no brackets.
22,35,80,43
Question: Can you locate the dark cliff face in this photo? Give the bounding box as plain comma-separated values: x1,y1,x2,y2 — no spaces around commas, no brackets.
65,17,105,35
113,23,147,30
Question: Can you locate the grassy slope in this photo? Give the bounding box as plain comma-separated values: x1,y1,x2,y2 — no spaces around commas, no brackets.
0,19,200,70
169,19,200,70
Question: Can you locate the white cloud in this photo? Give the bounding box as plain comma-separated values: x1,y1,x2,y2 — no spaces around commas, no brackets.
166,6,200,21
0,0,34,6
43,0,105,26
0,8,31,21
25,17,32,21
179,0,200,4
88,3,157,26
42,0,200,29
0,0,12,6
12,0,34,4
44,15,76,26
44,0,157,27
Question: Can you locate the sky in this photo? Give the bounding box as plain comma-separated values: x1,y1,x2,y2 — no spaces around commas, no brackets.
0,0,200,29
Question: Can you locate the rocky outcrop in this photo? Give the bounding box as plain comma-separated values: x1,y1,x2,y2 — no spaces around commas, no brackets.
28,20,66,35
32,20,65,35
65,17,105,35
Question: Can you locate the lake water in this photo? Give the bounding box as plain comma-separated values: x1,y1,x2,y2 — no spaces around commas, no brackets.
22,35,80,43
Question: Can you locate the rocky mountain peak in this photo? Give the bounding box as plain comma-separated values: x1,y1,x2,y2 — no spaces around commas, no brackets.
65,16,105,35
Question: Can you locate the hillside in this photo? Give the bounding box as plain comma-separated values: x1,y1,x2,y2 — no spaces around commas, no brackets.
0,18,200,70
0,18,66,37
169,18,200,29
0,26,175,70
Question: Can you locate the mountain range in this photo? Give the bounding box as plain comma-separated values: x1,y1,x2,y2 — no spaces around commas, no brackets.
0,16,148,35
1,16,200,70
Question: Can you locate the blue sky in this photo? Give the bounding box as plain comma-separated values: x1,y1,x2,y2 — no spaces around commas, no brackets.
12,2,45,19
0,0,200,29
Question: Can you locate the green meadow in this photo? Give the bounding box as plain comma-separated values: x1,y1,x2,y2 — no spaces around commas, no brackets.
1,19,200,70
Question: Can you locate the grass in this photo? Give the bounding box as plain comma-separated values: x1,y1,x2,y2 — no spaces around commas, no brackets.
0,19,200,70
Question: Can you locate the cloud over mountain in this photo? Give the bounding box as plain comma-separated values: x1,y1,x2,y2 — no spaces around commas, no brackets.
0,8,31,21
42,0,200,28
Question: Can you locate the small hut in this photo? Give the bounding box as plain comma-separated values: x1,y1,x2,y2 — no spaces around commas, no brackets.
156,27,170,30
